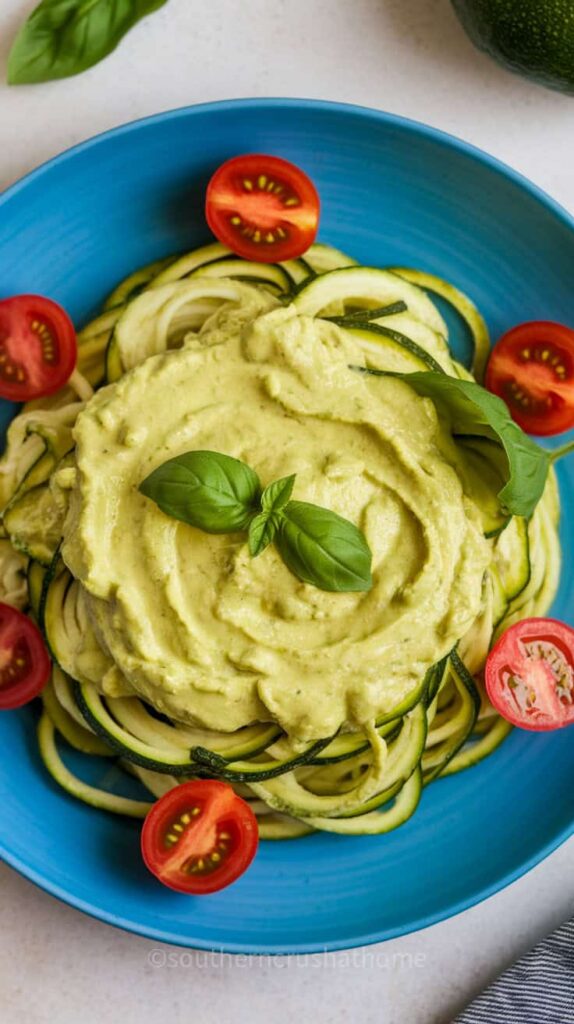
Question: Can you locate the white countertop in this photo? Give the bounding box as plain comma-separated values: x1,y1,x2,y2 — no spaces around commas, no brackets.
0,2,573,1022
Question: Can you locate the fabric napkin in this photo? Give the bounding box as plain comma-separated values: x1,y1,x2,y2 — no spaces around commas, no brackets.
454,917,574,1023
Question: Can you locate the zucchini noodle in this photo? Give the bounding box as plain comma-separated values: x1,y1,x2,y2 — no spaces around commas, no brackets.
0,241,561,839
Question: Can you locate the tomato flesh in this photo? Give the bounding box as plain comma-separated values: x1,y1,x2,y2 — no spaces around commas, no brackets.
141,780,259,894
485,618,574,731
0,603,51,710
485,321,574,435
205,154,320,263
0,295,77,401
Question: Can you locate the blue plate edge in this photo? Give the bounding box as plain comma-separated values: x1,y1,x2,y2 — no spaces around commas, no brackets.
1,817,572,954
1,97,572,232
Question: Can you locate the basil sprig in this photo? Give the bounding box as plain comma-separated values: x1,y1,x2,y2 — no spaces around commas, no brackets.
139,451,260,534
140,453,372,593
248,474,296,557
357,368,550,519
8,0,170,85
276,501,373,593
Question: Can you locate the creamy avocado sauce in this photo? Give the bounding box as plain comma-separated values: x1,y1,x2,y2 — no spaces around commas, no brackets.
62,302,490,742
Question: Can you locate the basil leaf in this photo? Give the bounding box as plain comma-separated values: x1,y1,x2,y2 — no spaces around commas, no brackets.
261,474,296,513
8,0,169,85
248,512,279,557
276,501,372,593
248,476,295,556
140,451,260,534
364,369,549,519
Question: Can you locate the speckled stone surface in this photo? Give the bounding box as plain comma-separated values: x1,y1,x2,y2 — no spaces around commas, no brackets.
0,2,572,1021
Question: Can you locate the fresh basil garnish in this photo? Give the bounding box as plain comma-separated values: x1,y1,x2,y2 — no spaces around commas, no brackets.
140,450,261,534
8,0,170,85
140,454,372,593
277,501,373,593
248,512,279,557
261,474,296,513
359,368,550,519
248,475,296,557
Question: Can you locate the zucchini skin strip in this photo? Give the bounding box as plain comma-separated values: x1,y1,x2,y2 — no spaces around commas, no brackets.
38,714,152,818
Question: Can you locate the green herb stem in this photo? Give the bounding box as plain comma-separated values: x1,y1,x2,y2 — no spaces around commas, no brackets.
549,439,574,464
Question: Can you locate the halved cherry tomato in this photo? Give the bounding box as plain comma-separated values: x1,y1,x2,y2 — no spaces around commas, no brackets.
485,618,574,731
485,321,574,436
0,295,77,401
0,603,51,710
205,154,320,263
141,780,259,894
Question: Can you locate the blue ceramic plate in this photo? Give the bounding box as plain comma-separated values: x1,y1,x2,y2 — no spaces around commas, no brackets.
1,99,573,953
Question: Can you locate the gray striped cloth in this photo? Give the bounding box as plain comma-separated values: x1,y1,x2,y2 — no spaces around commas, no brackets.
454,918,574,1023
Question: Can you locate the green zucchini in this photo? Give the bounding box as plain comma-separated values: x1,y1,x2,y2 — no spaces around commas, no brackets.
423,652,480,782
493,515,530,601
332,703,427,817
346,325,446,374
75,332,109,389
0,430,45,513
38,713,152,818
73,682,198,775
190,258,292,293
532,499,561,614
278,257,314,286
257,816,315,839
325,301,408,323
390,267,490,380
78,308,123,341
250,722,393,818
489,566,509,629
151,244,310,292
0,538,28,609
103,256,177,310
129,764,179,799
293,266,447,334
107,695,283,761
425,656,450,705
0,403,78,512
301,768,422,835
106,278,269,379
27,560,47,618
307,717,400,766
3,482,64,565
307,668,430,768
441,716,512,776
40,561,112,684
42,675,113,756
455,436,511,537
9,405,79,507
39,561,75,662
150,243,233,286
303,243,357,274
190,734,335,783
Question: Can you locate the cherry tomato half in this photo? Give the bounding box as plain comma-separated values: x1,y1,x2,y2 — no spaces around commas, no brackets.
0,603,51,710
485,321,574,436
205,154,320,263
0,295,77,402
141,780,259,894
485,618,574,731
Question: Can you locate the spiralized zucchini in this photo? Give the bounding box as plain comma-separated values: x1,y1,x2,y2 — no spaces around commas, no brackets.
0,242,561,839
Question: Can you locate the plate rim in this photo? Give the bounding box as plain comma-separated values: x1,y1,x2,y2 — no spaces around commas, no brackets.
1,96,573,229
0,96,573,953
